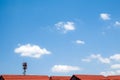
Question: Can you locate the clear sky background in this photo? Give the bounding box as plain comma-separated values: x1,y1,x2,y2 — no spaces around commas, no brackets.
0,0,120,76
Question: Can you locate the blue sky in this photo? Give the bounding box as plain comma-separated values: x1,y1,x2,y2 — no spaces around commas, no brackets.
1,0,120,76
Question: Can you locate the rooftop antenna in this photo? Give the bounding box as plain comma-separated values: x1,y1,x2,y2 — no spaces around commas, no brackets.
22,62,27,75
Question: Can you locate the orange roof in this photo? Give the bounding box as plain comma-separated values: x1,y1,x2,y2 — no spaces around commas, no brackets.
71,74,106,80
50,76,71,80
107,75,120,80
1,75,49,80
1,74,120,80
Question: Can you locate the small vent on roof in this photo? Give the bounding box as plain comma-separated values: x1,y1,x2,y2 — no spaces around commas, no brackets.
22,62,27,75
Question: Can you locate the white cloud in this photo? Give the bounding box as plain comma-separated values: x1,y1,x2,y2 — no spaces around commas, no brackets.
76,40,85,45
82,53,120,75
51,65,80,73
100,70,120,76
82,54,120,64
100,71,116,76
110,54,120,61
100,13,111,20
14,44,51,58
55,21,75,33
82,54,110,64
114,21,120,27
111,64,120,69
91,54,110,64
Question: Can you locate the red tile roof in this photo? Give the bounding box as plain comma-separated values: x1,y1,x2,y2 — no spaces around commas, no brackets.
1,74,120,80
107,75,120,80
1,75,49,80
71,74,106,80
50,76,71,80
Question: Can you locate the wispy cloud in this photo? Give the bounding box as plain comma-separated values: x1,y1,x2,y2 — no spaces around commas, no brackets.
76,40,85,45
100,70,120,76
110,54,120,61
100,71,119,76
14,44,51,58
55,21,75,33
82,54,110,64
82,53,120,75
82,54,120,64
100,63,120,76
111,64,120,69
51,65,80,73
100,13,111,20
114,21,120,27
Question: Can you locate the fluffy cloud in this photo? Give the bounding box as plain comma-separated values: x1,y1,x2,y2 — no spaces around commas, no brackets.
82,54,110,64
55,21,75,33
114,21,120,27
51,65,80,73
76,40,85,45
14,44,51,58
100,13,111,20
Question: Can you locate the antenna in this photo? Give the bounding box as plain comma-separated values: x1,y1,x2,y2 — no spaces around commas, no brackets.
22,62,27,75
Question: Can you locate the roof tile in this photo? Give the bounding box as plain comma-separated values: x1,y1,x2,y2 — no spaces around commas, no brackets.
107,76,120,80
1,75,49,80
50,76,71,80
72,74,105,80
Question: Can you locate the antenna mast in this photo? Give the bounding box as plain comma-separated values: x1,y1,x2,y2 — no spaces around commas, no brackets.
23,62,27,75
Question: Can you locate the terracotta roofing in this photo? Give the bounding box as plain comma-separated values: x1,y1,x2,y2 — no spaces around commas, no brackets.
50,76,71,80
1,74,120,80
107,75,120,80
1,75,49,80
72,74,106,80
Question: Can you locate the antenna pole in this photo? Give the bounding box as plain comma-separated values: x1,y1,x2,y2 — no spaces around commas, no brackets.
23,62,27,75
